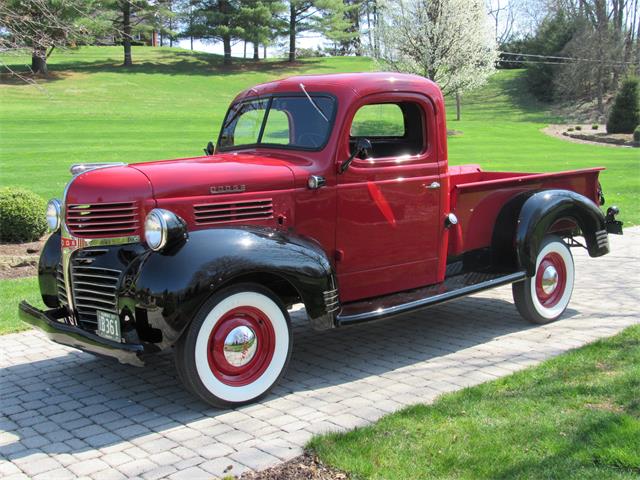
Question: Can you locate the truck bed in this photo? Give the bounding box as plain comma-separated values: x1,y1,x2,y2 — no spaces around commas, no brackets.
448,164,603,256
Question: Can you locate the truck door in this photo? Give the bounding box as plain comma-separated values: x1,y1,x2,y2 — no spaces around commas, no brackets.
335,93,442,302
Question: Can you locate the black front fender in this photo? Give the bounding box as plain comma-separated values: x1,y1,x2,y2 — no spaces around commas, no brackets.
38,231,62,308
131,227,335,344
516,190,609,275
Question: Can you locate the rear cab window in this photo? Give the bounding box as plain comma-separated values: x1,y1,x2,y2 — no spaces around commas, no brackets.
350,102,425,159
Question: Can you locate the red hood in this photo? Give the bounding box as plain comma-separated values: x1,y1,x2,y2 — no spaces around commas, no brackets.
130,153,295,199
65,165,153,205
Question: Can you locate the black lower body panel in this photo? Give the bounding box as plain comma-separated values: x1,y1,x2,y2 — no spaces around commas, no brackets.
337,270,527,325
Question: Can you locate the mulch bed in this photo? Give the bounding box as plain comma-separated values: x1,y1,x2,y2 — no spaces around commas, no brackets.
0,238,45,279
239,453,349,480
543,124,637,148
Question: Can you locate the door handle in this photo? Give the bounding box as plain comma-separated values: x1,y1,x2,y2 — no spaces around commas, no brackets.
425,181,440,189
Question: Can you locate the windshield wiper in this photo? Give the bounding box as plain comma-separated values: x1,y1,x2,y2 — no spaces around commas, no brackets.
299,83,329,122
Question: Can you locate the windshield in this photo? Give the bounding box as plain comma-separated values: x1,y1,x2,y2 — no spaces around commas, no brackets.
218,95,336,151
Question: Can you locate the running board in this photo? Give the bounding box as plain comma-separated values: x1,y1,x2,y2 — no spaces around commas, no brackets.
336,271,527,325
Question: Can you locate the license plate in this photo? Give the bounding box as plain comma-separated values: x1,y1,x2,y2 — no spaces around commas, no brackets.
97,311,121,342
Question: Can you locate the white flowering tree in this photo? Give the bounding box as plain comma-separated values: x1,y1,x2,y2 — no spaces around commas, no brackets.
377,0,498,119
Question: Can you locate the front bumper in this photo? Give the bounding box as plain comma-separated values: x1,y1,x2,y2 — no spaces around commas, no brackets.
19,301,148,366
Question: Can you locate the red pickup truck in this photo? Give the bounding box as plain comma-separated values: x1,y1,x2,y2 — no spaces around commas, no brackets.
20,72,622,407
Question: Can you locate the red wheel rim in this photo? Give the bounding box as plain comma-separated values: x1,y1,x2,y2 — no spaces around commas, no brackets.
535,252,567,308
207,306,275,387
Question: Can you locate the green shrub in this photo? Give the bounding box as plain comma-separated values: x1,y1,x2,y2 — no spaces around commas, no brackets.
634,125,640,143
575,125,582,131
592,124,599,130
567,127,574,132
607,77,640,134
0,188,47,243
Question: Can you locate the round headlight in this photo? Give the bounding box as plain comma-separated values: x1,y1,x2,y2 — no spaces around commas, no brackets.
144,209,167,251
46,199,61,232
144,208,187,252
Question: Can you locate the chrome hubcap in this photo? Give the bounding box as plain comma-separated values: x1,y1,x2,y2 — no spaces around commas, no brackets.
223,326,257,367
541,265,559,294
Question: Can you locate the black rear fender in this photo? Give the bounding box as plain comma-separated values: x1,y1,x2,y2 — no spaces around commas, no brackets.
515,190,608,275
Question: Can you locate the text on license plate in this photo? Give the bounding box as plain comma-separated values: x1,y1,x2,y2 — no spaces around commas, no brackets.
97,311,121,342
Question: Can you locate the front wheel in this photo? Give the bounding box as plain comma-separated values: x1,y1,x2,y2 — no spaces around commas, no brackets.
513,235,575,324
176,283,292,407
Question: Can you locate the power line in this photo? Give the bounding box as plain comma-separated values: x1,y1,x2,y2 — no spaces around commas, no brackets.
499,51,637,66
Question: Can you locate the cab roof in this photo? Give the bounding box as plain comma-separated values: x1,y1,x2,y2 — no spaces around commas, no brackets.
232,72,444,105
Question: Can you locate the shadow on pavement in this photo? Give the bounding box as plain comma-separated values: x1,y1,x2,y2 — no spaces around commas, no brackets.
1,295,548,459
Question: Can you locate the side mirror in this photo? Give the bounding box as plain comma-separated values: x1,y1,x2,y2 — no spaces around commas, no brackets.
339,138,372,174
203,141,215,156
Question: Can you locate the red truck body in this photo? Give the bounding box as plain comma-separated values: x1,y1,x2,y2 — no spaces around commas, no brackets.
21,72,621,407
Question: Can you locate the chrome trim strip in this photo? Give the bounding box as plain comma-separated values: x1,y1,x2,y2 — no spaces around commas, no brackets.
323,288,340,313
60,163,134,318
70,162,127,176
338,271,527,325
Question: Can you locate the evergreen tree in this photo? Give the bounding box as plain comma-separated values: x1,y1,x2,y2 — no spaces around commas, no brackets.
102,0,163,66
237,0,286,60
0,0,100,74
607,77,640,134
187,0,244,64
285,0,351,62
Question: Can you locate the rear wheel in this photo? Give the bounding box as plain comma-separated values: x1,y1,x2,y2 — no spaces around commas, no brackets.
176,283,292,407
513,235,575,324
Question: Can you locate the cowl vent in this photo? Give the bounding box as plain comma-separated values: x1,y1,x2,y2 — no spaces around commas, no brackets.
194,199,274,225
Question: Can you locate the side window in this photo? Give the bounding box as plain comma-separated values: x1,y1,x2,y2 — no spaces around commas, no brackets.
350,102,425,158
351,104,405,137
261,109,290,145
232,102,267,146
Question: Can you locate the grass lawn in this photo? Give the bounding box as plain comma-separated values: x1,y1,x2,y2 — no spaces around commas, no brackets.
310,325,640,479
0,47,637,334
1,46,638,224
0,277,43,334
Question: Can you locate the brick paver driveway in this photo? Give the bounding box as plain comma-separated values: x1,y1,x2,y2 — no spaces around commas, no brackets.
2,228,639,479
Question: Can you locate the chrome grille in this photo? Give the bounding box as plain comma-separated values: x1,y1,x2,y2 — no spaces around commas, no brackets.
70,264,121,330
66,202,139,238
56,263,68,307
194,199,273,225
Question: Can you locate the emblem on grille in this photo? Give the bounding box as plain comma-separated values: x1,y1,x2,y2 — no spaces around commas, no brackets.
210,184,246,194
61,237,88,251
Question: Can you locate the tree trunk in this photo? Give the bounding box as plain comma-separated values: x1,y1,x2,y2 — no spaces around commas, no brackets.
253,43,259,60
455,92,461,120
223,35,232,65
31,47,47,75
372,0,380,57
289,4,296,62
366,1,373,54
263,44,267,59
169,14,173,47
122,0,133,66
189,7,194,50
243,40,247,58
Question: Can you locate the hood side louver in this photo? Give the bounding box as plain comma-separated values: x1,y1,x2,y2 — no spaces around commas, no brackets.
66,202,140,238
194,198,274,225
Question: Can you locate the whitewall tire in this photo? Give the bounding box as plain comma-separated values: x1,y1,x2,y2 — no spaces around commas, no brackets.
513,235,575,324
176,283,292,407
